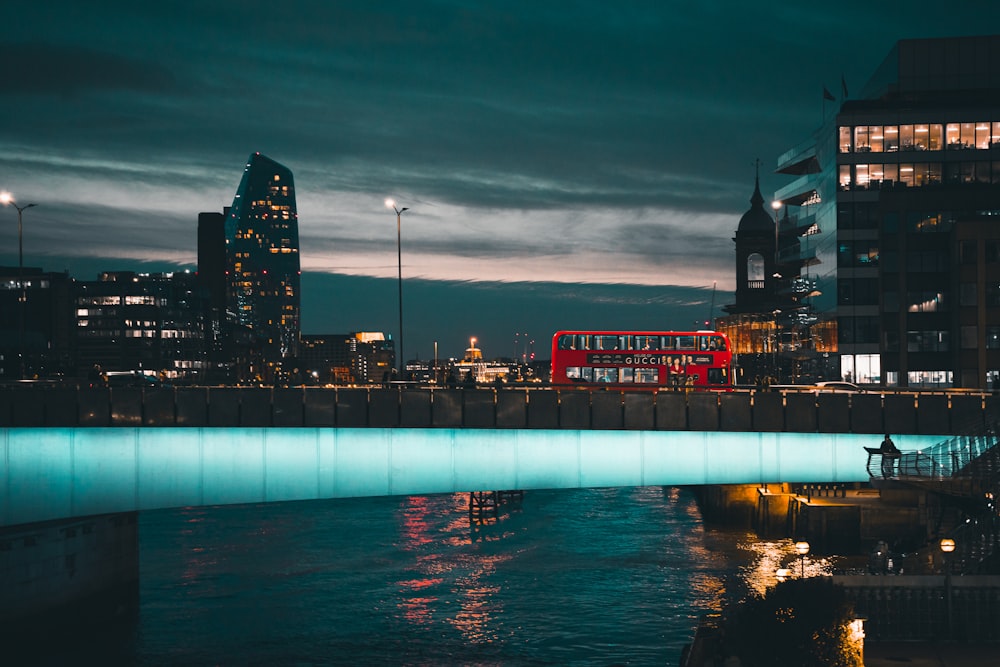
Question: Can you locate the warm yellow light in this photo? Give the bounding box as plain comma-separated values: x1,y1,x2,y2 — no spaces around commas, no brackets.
385,198,396,209
794,541,810,556
0,192,12,205
940,538,956,553
771,200,782,211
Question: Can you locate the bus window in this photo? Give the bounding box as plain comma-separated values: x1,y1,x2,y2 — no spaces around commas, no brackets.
566,366,582,380
620,367,634,383
620,335,634,350
558,334,575,350
677,335,696,350
594,367,618,383
594,335,618,350
661,336,675,349
699,336,711,351
635,335,659,350
634,368,658,383
711,336,726,351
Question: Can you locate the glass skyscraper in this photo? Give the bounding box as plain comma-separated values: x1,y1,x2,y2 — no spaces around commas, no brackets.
225,153,301,373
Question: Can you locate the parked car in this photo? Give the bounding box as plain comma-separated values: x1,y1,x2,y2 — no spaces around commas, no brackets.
812,381,865,393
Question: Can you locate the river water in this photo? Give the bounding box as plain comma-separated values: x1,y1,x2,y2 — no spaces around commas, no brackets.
31,487,819,666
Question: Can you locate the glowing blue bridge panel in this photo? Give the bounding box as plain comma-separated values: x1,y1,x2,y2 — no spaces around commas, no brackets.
1,427,946,528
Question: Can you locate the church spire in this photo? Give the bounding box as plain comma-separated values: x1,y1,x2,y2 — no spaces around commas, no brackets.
750,158,764,208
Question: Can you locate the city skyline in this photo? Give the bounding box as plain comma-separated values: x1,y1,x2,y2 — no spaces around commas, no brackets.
0,3,990,359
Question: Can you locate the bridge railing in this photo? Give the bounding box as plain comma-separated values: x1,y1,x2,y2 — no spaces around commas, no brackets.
0,385,997,434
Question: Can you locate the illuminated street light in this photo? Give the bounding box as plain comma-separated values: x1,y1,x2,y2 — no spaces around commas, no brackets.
385,198,408,378
794,540,810,577
771,199,782,264
940,538,956,638
1,192,37,379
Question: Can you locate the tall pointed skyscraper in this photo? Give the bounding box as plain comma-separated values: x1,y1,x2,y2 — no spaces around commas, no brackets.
225,153,301,372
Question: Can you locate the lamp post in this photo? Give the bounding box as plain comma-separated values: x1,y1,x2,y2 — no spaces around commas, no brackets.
385,198,408,378
1,193,37,379
771,200,783,265
794,540,810,578
940,538,955,638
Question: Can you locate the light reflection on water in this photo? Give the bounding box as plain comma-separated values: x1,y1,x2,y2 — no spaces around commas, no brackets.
28,486,831,666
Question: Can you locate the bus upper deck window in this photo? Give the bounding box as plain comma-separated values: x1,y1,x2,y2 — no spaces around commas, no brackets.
635,335,659,350
677,336,695,350
662,336,675,349
594,335,618,350
558,335,574,350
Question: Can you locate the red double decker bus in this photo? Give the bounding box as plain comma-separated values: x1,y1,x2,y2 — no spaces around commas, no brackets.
550,330,733,389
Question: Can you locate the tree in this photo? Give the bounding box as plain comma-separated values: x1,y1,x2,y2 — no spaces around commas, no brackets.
721,577,861,667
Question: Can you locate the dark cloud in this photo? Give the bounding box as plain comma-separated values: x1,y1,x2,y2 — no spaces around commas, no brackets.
0,2,989,356
0,42,177,96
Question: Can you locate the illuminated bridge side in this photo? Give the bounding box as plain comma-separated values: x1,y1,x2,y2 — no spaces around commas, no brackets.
0,427,947,528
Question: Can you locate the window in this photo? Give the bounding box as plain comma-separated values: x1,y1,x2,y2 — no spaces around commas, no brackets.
960,283,978,306
960,240,977,264
747,253,765,285
869,126,884,152
900,125,914,150
839,165,851,189
634,335,660,350
906,330,949,352
839,126,852,152
884,125,898,152
928,124,943,150
946,123,961,148
988,328,1000,350
976,122,991,149
676,336,696,350
961,326,978,349
854,126,870,152
593,367,618,383
634,368,658,383
906,291,946,312
914,124,929,150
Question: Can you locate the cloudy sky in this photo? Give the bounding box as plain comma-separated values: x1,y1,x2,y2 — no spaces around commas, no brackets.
0,2,990,359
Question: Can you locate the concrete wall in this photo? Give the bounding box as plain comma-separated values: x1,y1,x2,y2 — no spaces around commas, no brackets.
0,512,139,635
0,386,986,434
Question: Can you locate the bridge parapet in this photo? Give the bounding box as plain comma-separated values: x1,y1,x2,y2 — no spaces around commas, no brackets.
1,386,997,434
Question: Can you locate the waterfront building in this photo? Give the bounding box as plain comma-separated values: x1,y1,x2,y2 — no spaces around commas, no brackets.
0,266,75,380
300,332,394,385
74,271,208,381
224,153,301,383
775,35,1000,389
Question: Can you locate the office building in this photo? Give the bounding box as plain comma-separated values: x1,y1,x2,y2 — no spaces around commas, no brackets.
74,271,207,380
0,266,75,380
225,153,301,381
807,35,1000,388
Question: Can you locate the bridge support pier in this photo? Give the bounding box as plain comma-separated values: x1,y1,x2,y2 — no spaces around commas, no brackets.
0,512,139,639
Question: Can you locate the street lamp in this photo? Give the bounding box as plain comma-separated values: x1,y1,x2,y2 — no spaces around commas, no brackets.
771,200,782,264
1,193,37,379
385,198,408,378
794,540,810,577
940,538,956,638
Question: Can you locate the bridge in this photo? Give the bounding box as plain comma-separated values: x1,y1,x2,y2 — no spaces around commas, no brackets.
2,385,996,630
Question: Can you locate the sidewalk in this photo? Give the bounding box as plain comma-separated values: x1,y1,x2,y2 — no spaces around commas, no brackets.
865,642,998,666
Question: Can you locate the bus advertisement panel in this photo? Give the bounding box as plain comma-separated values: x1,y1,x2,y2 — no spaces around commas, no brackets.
550,330,733,389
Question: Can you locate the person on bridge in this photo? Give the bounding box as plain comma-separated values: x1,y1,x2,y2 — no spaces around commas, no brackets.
879,434,900,477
